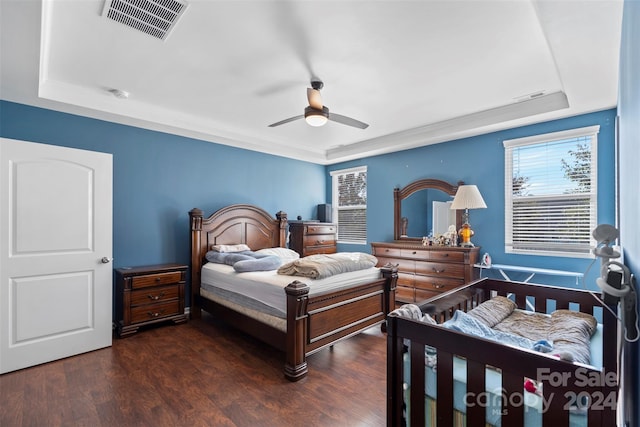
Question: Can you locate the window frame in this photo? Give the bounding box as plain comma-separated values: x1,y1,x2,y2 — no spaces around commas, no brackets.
503,125,599,258
330,166,367,245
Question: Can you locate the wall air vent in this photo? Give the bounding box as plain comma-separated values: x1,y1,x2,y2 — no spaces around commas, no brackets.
102,0,188,41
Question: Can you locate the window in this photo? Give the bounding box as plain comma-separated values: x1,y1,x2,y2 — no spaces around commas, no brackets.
331,166,367,244
504,126,599,257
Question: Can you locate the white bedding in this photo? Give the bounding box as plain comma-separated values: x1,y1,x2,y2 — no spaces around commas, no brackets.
200,262,382,319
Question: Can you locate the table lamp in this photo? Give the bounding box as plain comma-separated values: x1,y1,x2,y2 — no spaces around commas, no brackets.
450,185,487,247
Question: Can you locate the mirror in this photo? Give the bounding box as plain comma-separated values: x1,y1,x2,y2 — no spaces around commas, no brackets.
393,179,464,241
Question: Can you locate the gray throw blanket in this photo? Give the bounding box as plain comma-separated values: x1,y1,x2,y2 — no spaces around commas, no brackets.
277,252,378,279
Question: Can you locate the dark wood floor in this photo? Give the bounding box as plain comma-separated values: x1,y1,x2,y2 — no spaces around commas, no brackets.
0,312,388,427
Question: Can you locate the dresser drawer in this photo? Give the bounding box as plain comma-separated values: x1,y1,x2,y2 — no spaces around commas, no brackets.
131,271,183,289
305,224,337,235
414,275,464,292
373,246,402,258
130,300,181,324
400,248,430,260
395,286,415,304
130,285,180,306
414,288,441,302
396,272,415,287
415,261,465,278
429,251,465,263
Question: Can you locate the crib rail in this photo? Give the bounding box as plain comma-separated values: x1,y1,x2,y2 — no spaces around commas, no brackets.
387,278,618,427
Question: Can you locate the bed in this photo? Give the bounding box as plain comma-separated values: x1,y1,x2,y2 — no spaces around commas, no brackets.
387,278,618,426
189,204,398,381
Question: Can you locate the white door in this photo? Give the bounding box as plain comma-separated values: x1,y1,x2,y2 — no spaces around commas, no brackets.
0,138,113,374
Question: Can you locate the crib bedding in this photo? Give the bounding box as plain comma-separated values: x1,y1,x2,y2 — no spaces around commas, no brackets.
404,322,603,426
200,262,381,318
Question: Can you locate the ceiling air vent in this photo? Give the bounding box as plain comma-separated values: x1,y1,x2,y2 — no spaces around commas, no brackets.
102,0,188,41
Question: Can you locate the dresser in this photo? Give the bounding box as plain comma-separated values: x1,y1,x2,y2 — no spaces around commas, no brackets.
371,242,480,305
114,263,188,337
289,221,337,257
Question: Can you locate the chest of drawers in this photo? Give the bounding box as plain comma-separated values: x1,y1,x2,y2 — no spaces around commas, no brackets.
289,221,337,257
114,263,188,337
371,242,479,305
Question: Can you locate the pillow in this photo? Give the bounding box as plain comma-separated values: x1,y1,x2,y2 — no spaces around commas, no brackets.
255,247,300,263
233,255,282,272
205,251,254,265
210,244,251,253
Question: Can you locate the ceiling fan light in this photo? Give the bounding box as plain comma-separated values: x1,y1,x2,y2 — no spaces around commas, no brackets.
305,114,328,127
304,106,329,127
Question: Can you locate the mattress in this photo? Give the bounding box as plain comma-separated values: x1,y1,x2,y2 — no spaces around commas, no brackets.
200,262,382,319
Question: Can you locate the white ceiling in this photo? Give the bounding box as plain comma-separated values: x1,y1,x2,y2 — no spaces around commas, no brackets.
0,0,623,165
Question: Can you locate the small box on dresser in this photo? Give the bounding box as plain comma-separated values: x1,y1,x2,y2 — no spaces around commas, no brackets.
114,263,188,337
371,242,480,306
289,221,337,257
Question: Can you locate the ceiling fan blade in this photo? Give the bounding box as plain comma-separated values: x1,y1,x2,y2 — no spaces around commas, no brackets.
328,112,369,129
307,88,323,110
268,115,304,127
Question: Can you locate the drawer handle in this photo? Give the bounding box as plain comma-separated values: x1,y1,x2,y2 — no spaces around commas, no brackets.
412,251,417,254
316,240,324,245
155,277,161,282
147,292,165,301
432,268,445,274
432,284,445,289
147,310,165,318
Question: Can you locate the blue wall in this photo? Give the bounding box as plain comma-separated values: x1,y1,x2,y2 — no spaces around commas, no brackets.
618,1,640,424
0,101,326,275
329,108,618,291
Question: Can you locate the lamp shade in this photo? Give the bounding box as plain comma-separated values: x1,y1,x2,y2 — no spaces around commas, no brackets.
450,185,487,210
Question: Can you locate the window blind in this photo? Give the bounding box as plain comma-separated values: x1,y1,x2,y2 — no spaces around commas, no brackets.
504,126,599,257
331,166,367,244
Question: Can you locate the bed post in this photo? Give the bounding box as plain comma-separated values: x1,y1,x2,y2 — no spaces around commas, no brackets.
275,211,288,248
189,208,204,320
381,265,398,332
284,280,310,381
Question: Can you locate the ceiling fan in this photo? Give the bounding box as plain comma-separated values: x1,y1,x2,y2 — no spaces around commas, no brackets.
268,80,369,129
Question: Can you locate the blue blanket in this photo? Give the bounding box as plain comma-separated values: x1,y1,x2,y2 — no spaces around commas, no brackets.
443,310,553,353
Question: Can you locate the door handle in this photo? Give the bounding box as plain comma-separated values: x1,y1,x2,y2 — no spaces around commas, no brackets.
101,257,112,264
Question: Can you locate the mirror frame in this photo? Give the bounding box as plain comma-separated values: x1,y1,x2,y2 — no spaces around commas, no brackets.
393,178,464,241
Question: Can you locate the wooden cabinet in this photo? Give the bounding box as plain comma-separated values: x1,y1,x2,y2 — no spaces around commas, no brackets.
114,263,188,337
371,242,479,305
289,221,337,257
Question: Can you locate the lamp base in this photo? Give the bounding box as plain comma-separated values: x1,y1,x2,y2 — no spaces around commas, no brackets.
458,223,475,247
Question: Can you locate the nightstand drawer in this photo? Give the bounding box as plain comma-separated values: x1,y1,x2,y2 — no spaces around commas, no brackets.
305,224,336,235
302,235,336,247
130,285,180,306
130,300,181,324
131,271,183,289
304,245,337,255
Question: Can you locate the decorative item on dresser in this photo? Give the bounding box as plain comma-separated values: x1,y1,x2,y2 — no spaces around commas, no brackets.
371,242,479,304
288,221,337,257
114,263,188,337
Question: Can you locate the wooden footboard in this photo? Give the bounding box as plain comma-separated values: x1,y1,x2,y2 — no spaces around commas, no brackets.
285,266,397,381
387,278,618,426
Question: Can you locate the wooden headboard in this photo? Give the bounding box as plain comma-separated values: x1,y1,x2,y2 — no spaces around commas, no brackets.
188,204,288,318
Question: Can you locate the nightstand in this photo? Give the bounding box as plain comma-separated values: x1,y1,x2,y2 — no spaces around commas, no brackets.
288,221,337,257
114,263,188,337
